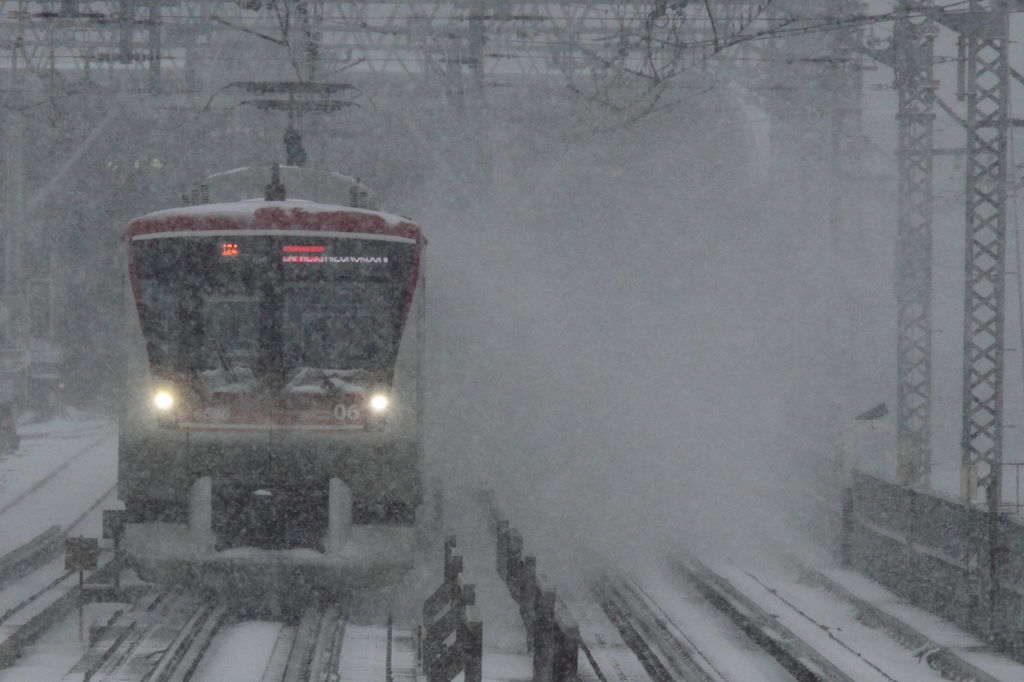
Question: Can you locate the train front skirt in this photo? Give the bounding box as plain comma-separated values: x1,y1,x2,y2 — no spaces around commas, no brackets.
122,477,415,592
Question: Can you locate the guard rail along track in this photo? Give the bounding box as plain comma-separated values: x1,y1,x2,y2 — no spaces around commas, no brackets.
420,535,483,682
490,511,582,682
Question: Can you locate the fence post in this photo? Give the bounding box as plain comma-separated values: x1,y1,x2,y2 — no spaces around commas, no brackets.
986,502,1003,642
840,486,853,567
496,519,510,582
443,535,459,582
507,530,523,600
553,604,580,682
533,581,556,682
423,537,463,682
904,486,917,603
460,577,476,609
463,606,483,682
521,556,538,650
966,507,986,634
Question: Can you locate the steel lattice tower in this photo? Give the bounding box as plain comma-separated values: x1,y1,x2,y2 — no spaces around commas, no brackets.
893,5,936,486
827,0,867,409
959,0,1009,509
827,0,866,236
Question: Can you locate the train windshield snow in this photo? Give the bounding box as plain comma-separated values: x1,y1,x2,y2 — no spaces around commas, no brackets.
131,234,416,378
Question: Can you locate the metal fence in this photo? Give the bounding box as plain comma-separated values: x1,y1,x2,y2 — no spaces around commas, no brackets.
843,471,1024,660
1000,463,1024,516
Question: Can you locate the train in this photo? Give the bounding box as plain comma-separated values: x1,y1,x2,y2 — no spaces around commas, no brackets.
117,164,426,592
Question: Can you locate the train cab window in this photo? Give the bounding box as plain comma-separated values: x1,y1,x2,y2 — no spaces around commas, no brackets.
202,296,260,371
132,233,415,381
283,281,398,372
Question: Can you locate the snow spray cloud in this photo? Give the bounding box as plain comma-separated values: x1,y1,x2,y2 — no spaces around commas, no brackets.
386,85,898,582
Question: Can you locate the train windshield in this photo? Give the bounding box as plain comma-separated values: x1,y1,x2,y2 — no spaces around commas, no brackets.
131,234,416,379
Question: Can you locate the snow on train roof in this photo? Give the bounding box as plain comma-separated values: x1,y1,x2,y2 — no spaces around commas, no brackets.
136,198,410,226
203,165,378,208
127,199,421,243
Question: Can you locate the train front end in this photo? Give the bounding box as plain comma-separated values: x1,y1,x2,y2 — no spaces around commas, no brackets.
118,197,424,592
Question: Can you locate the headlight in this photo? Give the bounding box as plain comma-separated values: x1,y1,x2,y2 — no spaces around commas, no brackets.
152,390,175,411
369,393,389,413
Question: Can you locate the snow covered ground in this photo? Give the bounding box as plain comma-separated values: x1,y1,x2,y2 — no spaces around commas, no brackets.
0,411,116,554
0,411,120,682
6,415,1024,681
631,555,1024,682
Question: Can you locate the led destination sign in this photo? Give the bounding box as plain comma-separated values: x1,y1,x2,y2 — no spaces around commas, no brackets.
281,244,388,265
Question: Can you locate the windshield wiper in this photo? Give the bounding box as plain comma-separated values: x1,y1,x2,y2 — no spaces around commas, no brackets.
213,338,239,384
312,362,340,395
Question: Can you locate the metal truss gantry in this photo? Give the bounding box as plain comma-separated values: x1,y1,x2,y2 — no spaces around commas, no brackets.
826,0,867,413
827,0,866,234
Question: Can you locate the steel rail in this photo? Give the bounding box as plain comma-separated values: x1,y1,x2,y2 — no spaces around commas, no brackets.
0,484,123,675
795,564,1002,682
675,560,857,682
0,564,75,628
57,588,228,682
0,554,124,669
0,431,112,516
596,576,728,682
623,577,736,682
260,622,299,682
152,602,229,682
0,524,64,585
0,483,118,630
281,603,345,682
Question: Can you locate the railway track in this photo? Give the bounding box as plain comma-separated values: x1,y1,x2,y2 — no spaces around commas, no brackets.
589,559,1024,682
55,591,336,681
0,484,120,662
0,426,124,675
0,521,119,671
0,422,418,682
596,577,730,682
4,457,1019,682
60,594,414,682
593,571,807,682
0,430,113,519
673,561,859,682
255,603,344,682
789,563,1008,682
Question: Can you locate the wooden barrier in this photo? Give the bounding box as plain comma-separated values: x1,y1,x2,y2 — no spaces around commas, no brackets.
494,520,580,682
421,536,483,682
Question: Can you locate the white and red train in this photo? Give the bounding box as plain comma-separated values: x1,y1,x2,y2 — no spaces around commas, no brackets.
118,165,425,591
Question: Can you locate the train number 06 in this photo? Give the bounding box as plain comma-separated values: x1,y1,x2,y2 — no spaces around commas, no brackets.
333,404,361,422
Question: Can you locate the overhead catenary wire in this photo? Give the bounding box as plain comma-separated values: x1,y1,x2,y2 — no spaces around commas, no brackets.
3,1,1014,82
